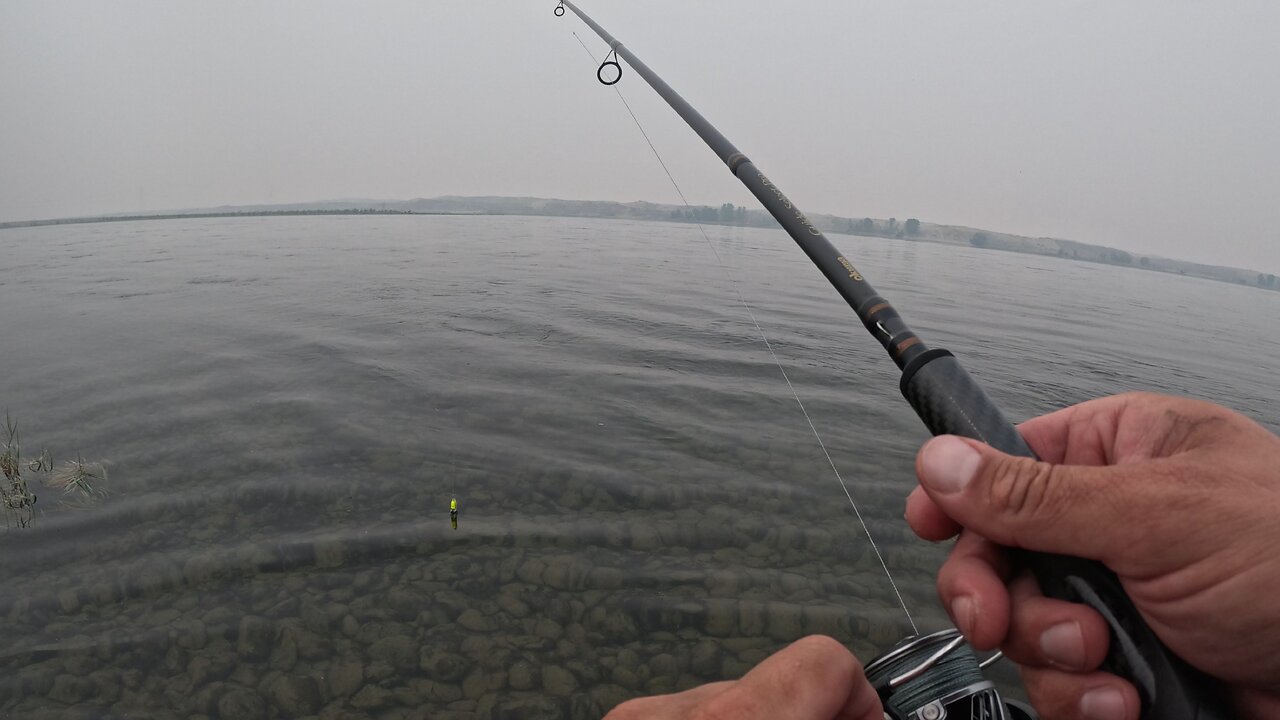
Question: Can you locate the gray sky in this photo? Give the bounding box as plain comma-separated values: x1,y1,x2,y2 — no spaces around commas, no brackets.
2,1,1278,273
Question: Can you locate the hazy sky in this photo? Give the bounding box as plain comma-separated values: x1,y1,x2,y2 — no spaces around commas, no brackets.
2,1,1278,273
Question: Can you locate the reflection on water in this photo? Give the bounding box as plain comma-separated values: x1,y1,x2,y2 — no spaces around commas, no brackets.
1,216,1276,718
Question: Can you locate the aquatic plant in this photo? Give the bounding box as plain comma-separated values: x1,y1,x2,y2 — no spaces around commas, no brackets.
1,412,109,528
2,413,38,528
47,456,109,504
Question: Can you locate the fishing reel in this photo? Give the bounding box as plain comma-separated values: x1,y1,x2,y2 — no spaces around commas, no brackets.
865,629,1038,720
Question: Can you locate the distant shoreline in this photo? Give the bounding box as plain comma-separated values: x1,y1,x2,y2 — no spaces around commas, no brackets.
0,208,477,230
2,198,1275,293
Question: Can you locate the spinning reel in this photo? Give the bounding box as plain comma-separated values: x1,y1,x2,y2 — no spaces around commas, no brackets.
866,629,1038,720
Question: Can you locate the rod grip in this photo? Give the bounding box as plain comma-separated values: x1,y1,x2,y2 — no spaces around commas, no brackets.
899,349,1230,720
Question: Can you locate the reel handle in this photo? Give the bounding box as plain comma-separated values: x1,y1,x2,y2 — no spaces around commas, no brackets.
899,349,1230,719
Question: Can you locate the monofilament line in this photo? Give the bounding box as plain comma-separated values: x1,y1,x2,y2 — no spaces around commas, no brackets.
570,32,918,635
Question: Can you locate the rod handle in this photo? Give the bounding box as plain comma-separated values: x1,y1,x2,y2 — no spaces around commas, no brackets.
899,349,1230,720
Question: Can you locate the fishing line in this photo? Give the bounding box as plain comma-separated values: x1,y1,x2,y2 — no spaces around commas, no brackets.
569,31,918,635
555,5,1225,714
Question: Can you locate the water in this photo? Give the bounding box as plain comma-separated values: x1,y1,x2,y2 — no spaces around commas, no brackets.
1,215,1276,718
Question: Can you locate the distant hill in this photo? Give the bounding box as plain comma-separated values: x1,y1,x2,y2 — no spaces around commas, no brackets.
2,196,1275,292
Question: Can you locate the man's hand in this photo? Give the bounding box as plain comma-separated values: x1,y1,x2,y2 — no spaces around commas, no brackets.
604,636,882,720
907,392,1280,719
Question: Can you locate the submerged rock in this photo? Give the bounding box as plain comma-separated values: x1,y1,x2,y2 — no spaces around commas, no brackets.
420,650,469,683
496,591,530,618
456,609,495,633
340,614,360,637
57,589,82,615
268,634,298,672
491,695,565,720
648,652,679,678
263,675,321,716
173,618,208,650
765,601,803,640
285,624,331,661
540,665,577,696
461,669,488,700
327,656,364,698
350,684,394,711
313,539,347,569
217,687,267,720
701,599,738,637
738,601,766,637
587,566,624,590
508,660,537,691
237,616,276,661
369,636,417,671
188,655,234,687
516,559,545,585
46,675,93,704
690,639,720,677
588,684,631,715
431,682,464,703
532,617,562,640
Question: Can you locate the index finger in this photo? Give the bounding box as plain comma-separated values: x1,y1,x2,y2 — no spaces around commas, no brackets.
709,636,882,720
604,682,735,719
1015,394,1133,465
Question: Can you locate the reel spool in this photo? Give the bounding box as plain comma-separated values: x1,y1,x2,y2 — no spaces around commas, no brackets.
865,629,1038,720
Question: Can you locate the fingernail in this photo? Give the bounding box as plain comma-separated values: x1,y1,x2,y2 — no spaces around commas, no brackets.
1080,686,1127,720
951,596,975,637
920,436,981,495
1039,621,1086,669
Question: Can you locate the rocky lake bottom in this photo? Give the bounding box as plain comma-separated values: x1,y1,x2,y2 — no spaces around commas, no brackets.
2,215,1276,718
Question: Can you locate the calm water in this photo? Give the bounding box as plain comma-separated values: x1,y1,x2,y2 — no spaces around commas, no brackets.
1,215,1277,719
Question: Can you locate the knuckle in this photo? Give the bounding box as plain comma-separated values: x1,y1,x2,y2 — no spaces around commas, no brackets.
1118,390,1158,405
793,633,845,657
602,699,645,720
935,555,965,600
796,634,861,677
692,690,750,720
986,456,1058,522
1017,665,1079,719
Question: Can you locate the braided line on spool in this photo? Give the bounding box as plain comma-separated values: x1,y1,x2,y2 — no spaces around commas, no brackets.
866,629,991,719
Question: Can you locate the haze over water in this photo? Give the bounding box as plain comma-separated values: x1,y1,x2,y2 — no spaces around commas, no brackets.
1,215,1276,718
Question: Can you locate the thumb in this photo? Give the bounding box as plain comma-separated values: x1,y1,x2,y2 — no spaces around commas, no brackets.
916,435,1147,562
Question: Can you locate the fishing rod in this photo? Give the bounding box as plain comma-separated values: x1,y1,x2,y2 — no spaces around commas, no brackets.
552,3,1227,719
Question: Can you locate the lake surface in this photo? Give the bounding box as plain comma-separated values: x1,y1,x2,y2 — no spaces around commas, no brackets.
1,215,1277,719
